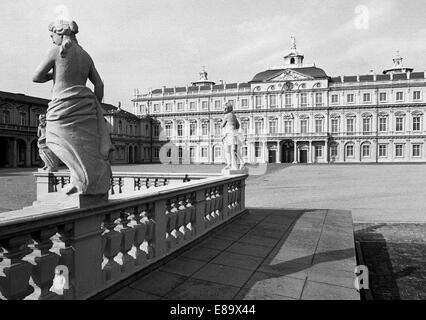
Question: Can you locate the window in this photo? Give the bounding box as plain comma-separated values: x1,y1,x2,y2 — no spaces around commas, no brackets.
413,91,421,101
379,92,387,102
284,121,292,134
153,125,159,137
413,117,421,131
3,110,10,124
395,144,404,157
177,102,184,111
379,118,387,132
315,146,323,158
315,93,322,106
202,122,209,136
362,144,370,157
241,120,249,134
300,93,308,107
153,104,160,113
396,92,404,101
189,122,197,136
165,123,172,137
202,101,209,110
34,113,40,127
177,122,183,137
363,93,371,103
214,122,222,136
255,143,261,158
19,112,26,126
331,94,339,104
331,119,339,133
269,95,277,108
165,103,172,112
315,119,323,133
269,119,277,134
255,96,262,108
363,118,371,133
189,101,197,111
285,94,292,107
179,147,183,159
347,118,355,133
201,147,208,158
396,117,404,132
154,148,160,159
166,148,172,158
379,145,387,157
214,146,222,158
330,145,338,158
242,147,248,157
346,145,354,157
300,119,308,134
214,100,221,110
255,120,263,135
347,94,355,104
241,99,248,108
118,121,123,134
413,144,421,157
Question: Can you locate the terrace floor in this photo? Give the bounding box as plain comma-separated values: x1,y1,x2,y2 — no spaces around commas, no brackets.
104,208,359,300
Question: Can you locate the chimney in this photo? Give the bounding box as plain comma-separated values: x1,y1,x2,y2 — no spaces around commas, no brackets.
390,73,394,80
357,75,360,82
340,76,344,83
373,73,377,81
407,71,411,80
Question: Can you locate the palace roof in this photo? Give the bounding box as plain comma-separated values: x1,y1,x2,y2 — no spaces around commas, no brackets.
0,91,49,106
250,67,329,83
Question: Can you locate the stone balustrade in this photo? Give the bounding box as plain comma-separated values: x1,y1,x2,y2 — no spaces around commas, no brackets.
0,173,247,300
35,171,221,201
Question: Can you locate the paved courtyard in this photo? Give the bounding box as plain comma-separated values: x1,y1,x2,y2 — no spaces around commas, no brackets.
105,208,358,300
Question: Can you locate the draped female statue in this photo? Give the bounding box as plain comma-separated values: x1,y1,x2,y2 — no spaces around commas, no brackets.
33,20,114,195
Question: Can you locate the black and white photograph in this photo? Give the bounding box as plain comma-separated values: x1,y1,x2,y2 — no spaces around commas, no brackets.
1,0,426,307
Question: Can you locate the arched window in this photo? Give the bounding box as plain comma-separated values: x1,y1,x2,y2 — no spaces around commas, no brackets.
118,120,123,134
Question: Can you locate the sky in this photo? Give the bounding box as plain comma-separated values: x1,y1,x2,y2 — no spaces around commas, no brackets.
1,0,426,111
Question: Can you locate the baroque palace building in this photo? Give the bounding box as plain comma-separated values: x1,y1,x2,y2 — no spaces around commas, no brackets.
132,38,426,165
0,91,154,168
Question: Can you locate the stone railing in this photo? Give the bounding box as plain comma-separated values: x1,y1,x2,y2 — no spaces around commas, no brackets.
35,171,221,201
0,174,247,300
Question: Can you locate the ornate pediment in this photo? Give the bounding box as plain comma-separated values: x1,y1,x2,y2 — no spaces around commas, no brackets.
268,69,313,82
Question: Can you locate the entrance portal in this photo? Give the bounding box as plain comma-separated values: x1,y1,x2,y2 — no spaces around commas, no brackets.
0,138,9,167
268,150,276,163
299,150,308,164
281,140,294,163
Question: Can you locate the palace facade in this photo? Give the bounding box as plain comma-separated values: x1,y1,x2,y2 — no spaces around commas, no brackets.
0,92,155,168
132,39,426,165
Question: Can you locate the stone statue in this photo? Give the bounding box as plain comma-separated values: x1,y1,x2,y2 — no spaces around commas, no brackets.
33,20,114,196
37,114,60,172
222,103,246,171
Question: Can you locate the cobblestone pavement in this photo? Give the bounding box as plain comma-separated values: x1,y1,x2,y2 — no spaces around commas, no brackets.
355,223,426,300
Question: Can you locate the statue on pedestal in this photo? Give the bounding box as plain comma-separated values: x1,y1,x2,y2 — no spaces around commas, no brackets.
37,114,60,172
33,20,114,196
222,103,246,172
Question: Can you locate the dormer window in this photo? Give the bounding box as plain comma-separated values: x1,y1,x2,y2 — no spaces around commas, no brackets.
290,58,295,64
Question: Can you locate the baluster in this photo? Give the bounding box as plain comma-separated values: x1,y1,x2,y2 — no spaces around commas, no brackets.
0,235,34,300
145,208,156,260
222,183,230,219
131,205,148,266
183,194,193,240
102,212,122,282
166,198,178,250
145,178,150,189
204,189,213,228
56,223,75,300
27,228,61,300
176,196,186,244
110,177,116,195
215,187,222,221
119,209,136,273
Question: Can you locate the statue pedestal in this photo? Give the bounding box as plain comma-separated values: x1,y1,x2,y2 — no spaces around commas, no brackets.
222,168,249,176
32,193,109,209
